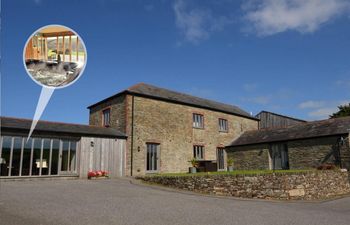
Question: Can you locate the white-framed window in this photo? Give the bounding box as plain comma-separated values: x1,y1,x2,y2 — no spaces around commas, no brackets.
193,145,204,160
193,113,204,128
218,118,228,132
102,108,110,127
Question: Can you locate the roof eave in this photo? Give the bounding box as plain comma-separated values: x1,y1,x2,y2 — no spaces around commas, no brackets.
226,133,348,149
88,91,259,121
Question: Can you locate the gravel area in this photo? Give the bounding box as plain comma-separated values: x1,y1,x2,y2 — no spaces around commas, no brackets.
0,178,349,225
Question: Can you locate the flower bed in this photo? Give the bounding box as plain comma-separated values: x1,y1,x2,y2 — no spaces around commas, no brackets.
88,170,109,179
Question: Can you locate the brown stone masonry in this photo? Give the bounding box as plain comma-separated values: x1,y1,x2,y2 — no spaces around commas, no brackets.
139,171,350,200
90,94,258,176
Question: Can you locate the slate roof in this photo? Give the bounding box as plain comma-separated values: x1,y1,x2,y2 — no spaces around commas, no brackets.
88,83,258,120
227,116,350,147
1,117,127,138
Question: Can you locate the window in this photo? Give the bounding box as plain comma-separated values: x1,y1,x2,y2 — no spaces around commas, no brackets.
146,143,159,172
217,148,225,170
193,145,204,160
193,113,204,128
102,108,110,127
0,135,77,177
219,118,228,132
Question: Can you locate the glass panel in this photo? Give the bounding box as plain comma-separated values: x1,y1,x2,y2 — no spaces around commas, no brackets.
11,137,22,176
147,146,150,171
63,36,70,62
61,141,69,171
22,138,33,176
51,139,60,175
47,37,57,61
147,144,159,171
57,36,63,62
153,145,157,171
41,139,51,175
218,149,225,170
1,136,12,176
32,138,42,176
69,141,76,172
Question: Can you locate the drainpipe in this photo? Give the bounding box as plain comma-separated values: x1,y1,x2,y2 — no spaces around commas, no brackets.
130,95,135,176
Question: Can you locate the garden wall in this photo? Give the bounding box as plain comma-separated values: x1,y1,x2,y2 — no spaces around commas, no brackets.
139,171,350,200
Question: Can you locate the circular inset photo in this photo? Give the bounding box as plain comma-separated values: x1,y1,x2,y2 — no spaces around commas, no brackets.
23,25,87,88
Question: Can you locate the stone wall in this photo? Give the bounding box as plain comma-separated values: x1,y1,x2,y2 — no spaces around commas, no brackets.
227,136,350,170
227,145,270,170
89,95,127,133
288,137,339,169
139,171,350,200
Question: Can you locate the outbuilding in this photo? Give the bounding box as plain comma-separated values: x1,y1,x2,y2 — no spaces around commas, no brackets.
0,117,127,179
226,116,350,170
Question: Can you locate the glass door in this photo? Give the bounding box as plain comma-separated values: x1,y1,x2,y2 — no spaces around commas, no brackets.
59,140,77,175
217,148,225,171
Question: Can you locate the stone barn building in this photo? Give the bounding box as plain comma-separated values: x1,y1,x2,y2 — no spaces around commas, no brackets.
226,116,350,170
88,83,259,176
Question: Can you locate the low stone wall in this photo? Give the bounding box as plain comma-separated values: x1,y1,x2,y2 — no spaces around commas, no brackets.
138,171,350,200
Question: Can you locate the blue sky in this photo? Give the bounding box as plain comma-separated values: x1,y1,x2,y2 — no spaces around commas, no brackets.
2,0,350,124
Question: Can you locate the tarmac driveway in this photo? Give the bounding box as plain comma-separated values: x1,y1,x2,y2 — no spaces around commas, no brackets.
0,178,349,225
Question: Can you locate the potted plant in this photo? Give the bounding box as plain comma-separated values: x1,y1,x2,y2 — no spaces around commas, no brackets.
88,170,109,179
227,158,234,172
189,158,198,174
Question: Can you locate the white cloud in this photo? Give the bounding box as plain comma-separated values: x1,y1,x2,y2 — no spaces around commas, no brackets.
243,83,257,92
308,107,336,118
242,0,350,36
173,0,231,44
298,100,325,109
300,100,350,119
336,79,350,87
244,96,271,105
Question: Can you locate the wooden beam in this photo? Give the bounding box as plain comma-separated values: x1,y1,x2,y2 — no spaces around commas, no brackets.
76,37,79,62
62,35,65,62
42,31,74,37
45,37,48,60
69,35,72,62
56,36,59,61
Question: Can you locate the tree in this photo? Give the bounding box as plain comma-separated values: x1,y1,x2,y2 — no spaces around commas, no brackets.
330,103,350,118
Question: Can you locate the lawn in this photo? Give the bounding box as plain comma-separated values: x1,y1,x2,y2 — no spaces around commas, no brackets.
149,169,313,177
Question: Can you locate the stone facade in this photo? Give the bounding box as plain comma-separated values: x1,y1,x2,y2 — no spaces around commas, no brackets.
228,145,270,170
227,136,350,170
89,95,127,133
288,137,339,169
139,171,350,200
89,94,258,176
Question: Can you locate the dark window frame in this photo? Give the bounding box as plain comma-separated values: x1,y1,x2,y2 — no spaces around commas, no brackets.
146,143,160,173
102,108,111,127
